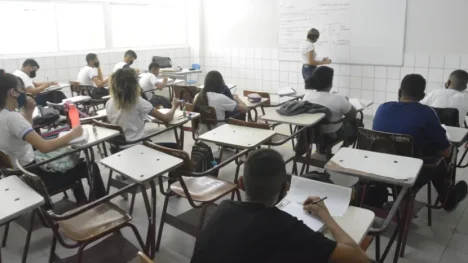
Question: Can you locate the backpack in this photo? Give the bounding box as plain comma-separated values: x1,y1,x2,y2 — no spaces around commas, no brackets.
33,106,60,127
191,142,218,176
90,87,109,99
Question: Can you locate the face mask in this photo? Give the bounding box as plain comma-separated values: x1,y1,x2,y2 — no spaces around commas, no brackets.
94,62,100,68
29,71,36,78
16,92,26,109
128,60,134,66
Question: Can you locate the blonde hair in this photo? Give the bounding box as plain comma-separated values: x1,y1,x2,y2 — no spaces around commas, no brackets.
109,68,141,110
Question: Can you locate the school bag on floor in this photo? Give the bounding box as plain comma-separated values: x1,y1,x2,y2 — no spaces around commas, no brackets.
191,142,218,176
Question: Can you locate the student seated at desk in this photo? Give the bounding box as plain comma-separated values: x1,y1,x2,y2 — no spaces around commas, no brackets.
421,69,468,127
373,74,467,211
193,71,248,134
13,59,67,106
0,70,106,203
139,62,171,108
191,149,369,263
105,68,180,148
303,66,358,150
77,53,108,88
113,49,140,74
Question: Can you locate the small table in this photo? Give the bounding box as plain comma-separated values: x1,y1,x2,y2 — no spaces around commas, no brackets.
146,109,201,149
444,125,468,147
160,68,203,85
325,148,423,263
100,145,183,258
199,124,276,149
199,84,237,90
0,176,44,263
261,112,325,127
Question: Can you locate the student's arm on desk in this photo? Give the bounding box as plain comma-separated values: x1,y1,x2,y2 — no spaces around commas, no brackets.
233,94,248,113
304,197,369,263
26,82,56,95
148,97,181,125
24,126,83,153
92,76,108,88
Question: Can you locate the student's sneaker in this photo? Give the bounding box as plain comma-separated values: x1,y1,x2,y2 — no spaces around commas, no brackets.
444,181,468,212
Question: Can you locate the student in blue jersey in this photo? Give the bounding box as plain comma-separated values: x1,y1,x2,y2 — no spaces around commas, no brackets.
191,148,370,263
0,69,106,204
373,74,467,211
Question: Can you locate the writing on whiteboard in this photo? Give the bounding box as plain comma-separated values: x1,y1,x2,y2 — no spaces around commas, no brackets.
279,0,351,62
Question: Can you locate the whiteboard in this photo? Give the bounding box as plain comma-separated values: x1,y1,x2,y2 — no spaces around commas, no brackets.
279,0,407,66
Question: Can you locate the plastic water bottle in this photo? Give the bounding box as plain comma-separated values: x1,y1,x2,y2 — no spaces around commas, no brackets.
182,105,187,118
68,104,80,128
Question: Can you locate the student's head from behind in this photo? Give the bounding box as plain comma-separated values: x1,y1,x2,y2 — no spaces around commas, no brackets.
21,59,40,78
399,74,426,102
148,62,161,76
307,28,320,43
446,70,468,92
203,70,225,94
109,68,140,110
124,50,138,65
0,69,27,110
305,66,334,92
238,149,289,207
86,53,100,68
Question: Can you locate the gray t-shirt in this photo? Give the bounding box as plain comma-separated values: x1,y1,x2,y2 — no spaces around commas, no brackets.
0,109,35,167
105,97,154,142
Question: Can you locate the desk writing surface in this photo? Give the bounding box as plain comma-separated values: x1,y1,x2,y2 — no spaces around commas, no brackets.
261,111,325,126
199,124,276,149
325,206,375,244
444,125,468,146
0,176,45,224
147,109,200,126
326,148,422,186
72,124,120,149
240,97,269,108
199,84,237,90
100,144,183,183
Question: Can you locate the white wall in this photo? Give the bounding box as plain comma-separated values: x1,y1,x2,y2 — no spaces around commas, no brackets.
201,0,468,115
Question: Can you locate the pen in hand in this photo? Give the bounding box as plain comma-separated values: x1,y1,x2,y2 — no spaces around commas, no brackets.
311,196,328,204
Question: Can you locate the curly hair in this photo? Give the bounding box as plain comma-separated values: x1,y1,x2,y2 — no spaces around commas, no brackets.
108,68,141,110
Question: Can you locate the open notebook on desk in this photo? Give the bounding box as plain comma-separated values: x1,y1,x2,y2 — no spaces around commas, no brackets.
277,199,325,232
58,128,89,145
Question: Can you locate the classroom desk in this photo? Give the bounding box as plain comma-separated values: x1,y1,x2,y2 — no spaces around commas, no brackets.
261,112,325,127
199,84,237,90
325,148,423,263
0,176,45,263
142,79,185,99
41,83,70,94
100,145,183,258
239,97,270,122
269,93,304,107
444,125,468,147
326,206,375,244
199,124,276,149
160,68,203,85
146,109,200,149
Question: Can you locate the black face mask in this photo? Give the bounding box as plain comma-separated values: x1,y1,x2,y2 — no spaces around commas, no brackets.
29,71,36,78
128,60,134,66
94,62,100,68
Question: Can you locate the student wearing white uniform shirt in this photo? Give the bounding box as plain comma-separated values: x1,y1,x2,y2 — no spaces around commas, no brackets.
303,66,358,152
300,28,332,80
13,59,67,106
193,71,248,135
106,68,180,144
0,69,106,203
113,49,140,74
77,53,108,87
421,70,468,127
139,62,171,108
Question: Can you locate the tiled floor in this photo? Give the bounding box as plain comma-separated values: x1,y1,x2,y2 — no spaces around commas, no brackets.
2,113,468,263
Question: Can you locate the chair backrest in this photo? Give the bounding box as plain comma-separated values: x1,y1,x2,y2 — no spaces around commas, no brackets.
356,128,414,157
243,90,271,107
16,160,54,209
0,150,13,169
69,81,81,97
433,107,460,127
227,118,270,130
91,120,127,145
143,141,193,173
173,85,200,103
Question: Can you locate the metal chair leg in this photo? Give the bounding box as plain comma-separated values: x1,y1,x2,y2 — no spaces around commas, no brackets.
106,170,113,195
21,210,36,263
399,197,414,258
48,235,57,263
126,224,146,251
1,222,9,247
76,243,89,263
129,188,137,216
427,184,432,226
155,195,170,252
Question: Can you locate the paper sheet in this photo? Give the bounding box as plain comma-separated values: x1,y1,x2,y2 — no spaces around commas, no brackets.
277,199,325,231
59,128,89,145
287,176,351,217
349,98,364,110
277,87,296,96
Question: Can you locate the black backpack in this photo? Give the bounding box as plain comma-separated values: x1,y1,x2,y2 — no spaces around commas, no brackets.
33,106,60,127
191,142,217,176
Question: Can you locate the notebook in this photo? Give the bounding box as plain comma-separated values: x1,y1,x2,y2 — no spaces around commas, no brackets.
277,199,325,232
278,87,296,96
59,128,89,145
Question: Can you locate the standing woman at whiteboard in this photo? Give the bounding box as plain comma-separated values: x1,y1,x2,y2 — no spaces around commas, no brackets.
300,28,332,80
